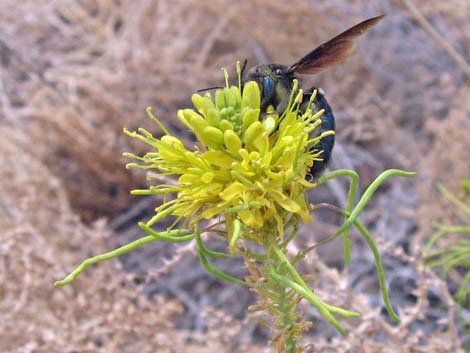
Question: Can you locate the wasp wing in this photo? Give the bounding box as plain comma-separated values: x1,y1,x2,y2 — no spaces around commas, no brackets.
287,15,384,75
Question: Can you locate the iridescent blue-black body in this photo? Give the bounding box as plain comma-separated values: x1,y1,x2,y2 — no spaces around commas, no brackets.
245,64,335,178
302,88,335,177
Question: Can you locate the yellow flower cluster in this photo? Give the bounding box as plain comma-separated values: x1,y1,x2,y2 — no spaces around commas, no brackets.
124,69,331,241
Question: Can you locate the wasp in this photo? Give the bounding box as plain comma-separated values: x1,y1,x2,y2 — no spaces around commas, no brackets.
244,15,384,177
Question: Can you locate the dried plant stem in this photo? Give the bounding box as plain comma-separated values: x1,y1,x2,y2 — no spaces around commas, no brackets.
400,0,470,78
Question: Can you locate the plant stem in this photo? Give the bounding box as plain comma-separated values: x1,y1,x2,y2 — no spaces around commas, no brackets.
55,229,193,286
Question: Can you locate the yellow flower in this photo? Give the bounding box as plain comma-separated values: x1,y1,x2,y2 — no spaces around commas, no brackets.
124,63,332,242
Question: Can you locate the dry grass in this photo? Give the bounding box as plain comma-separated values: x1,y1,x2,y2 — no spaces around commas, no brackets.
0,0,468,352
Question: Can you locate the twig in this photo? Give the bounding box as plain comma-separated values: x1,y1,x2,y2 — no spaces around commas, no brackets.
107,196,157,230
195,7,236,69
400,0,470,78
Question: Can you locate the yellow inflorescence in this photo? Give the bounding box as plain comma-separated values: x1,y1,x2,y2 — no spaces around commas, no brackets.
124,68,328,241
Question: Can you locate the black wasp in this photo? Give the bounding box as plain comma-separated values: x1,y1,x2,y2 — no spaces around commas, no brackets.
244,15,384,177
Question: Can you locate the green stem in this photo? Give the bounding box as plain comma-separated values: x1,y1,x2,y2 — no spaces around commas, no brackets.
271,245,359,335
322,169,416,247
317,169,359,265
138,223,194,242
196,231,251,286
442,253,470,275
55,229,193,287
269,269,351,336
353,219,400,322
436,182,470,216
425,245,468,259
281,215,301,249
199,246,233,259
229,219,242,251
425,223,470,253
456,271,470,304
311,205,400,322
423,228,447,254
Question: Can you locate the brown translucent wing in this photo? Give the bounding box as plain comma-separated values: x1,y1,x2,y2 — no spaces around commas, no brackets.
287,15,384,74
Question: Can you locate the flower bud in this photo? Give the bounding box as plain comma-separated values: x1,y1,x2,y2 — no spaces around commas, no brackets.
215,90,226,110
201,126,225,149
243,121,266,148
242,108,260,130
190,113,209,135
224,129,242,156
263,112,279,134
206,108,220,127
191,94,205,113
219,119,234,132
241,81,260,110
223,87,237,108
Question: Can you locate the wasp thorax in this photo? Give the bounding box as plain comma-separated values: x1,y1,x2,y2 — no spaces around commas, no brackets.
245,64,298,111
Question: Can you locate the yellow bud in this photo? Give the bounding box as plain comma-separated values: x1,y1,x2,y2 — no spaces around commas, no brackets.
224,129,242,156
219,119,234,131
262,112,279,134
192,94,220,127
161,135,184,148
243,121,266,148
206,108,220,127
242,108,260,130
186,109,205,124
177,109,191,128
215,90,226,110
241,81,260,110
223,87,236,108
191,94,205,112
190,113,209,136
229,86,241,107
201,126,224,149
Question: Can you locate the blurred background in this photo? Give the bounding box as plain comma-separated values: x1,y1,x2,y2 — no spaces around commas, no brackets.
0,0,468,352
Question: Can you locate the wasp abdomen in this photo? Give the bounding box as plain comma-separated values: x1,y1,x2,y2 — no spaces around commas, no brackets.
303,88,335,177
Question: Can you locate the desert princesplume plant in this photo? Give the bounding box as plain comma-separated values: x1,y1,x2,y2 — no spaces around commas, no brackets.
56,62,415,353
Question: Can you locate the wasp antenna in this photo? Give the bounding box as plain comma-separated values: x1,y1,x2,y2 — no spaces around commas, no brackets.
240,59,248,78
197,85,224,93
